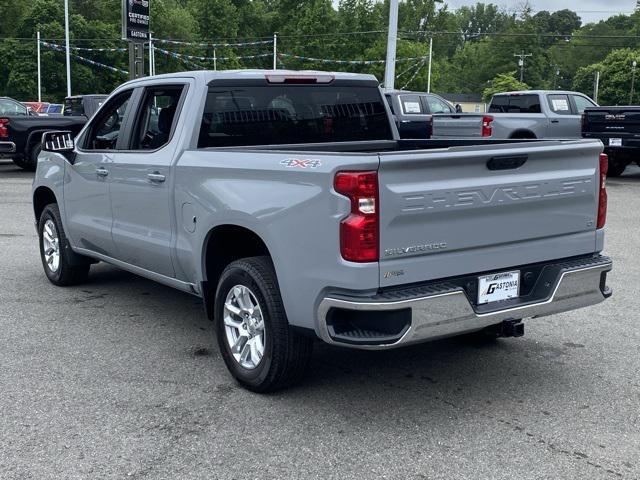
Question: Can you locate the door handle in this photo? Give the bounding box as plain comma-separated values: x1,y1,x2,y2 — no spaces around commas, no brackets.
551,120,559,123
96,168,109,177
147,172,166,183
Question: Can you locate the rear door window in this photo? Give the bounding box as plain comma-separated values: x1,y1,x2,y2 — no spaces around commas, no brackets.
198,85,393,148
548,94,572,115
399,95,425,115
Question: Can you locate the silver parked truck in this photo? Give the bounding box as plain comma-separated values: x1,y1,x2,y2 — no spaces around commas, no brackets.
432,90,598,140
33,71,612,392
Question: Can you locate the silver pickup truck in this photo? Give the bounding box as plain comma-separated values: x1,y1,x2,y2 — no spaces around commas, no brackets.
433,90,597,140
32,71,612,392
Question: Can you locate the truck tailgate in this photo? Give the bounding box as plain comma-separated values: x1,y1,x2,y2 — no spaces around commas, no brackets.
432,114,483,138
378,140,602,287
583,107,640,136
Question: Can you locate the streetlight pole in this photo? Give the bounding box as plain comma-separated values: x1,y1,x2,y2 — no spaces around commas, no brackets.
427,37,433,93
384,0,399,91
630,60,637,105
37,31,42,102
64,0,71,97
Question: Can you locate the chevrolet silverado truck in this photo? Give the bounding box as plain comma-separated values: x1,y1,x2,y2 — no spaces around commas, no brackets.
432,90,598,140
582,106,640,177
32,71,612,392
1,94,105,171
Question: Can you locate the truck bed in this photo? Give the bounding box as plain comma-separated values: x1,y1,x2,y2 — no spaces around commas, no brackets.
196,138,604,288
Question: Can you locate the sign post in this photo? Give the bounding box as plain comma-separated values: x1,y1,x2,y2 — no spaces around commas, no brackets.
122,0,150,80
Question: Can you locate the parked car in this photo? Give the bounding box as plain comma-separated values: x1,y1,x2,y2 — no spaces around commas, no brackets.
432,90,598,140
0,94,105,171
32,71,612,392
385,90,455,138
582,106,640,176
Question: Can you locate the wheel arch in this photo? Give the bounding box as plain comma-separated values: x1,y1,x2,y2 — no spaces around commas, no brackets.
200,224,273,320
33,186,58,223
509,129,537,139
24,129,49,155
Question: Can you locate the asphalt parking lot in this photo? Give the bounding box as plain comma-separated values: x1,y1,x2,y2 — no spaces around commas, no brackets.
1,159,639,480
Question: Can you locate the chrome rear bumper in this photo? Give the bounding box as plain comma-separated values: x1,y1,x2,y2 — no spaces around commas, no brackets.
317,256,612,350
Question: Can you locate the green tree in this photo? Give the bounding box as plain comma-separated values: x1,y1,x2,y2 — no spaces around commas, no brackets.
483,71,529,101
573,49,640,105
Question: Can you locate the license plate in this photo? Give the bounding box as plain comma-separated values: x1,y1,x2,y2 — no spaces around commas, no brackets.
478,271,520,305
609,138,622,147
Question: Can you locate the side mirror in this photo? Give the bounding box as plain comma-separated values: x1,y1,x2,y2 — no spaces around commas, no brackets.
455,104,463,113
42,131,76,163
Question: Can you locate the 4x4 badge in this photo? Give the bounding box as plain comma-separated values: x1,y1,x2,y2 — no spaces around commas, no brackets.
280,158,322,169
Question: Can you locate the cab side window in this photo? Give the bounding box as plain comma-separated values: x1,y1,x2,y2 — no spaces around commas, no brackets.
572,95,596,114
130,85,185,150
84,91,133,150
426,95,453,114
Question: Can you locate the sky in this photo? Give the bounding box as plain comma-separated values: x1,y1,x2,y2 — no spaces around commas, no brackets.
438,0,636,24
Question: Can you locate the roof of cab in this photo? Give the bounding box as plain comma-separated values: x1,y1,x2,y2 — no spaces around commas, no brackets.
493,90,588,96
118,69,379,87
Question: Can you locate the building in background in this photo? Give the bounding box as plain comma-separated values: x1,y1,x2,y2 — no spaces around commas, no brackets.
440,93,487,113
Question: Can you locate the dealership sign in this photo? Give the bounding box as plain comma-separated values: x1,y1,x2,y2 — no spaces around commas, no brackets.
122,0,150,41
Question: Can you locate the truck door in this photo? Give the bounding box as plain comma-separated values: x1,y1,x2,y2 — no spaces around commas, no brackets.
108,83,188,278
64,90,134,257
546,93,580,138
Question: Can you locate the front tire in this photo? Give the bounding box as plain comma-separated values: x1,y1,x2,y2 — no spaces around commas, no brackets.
38,203,90,286
214,256,313,392
12,156,34,171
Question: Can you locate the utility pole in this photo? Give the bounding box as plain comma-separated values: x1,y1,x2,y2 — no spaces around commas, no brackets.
64,0,71,97
384,0,399,91
514,52,532,83
630,60,637,105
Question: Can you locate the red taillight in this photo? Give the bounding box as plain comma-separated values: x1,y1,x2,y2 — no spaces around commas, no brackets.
481,116,493,137
597,153,608,229
0,118,9,138
334,171,379,262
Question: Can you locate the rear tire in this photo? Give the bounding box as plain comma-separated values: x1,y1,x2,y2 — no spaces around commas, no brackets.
607,159,627,177
38,203,90,286
214,256,313,392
